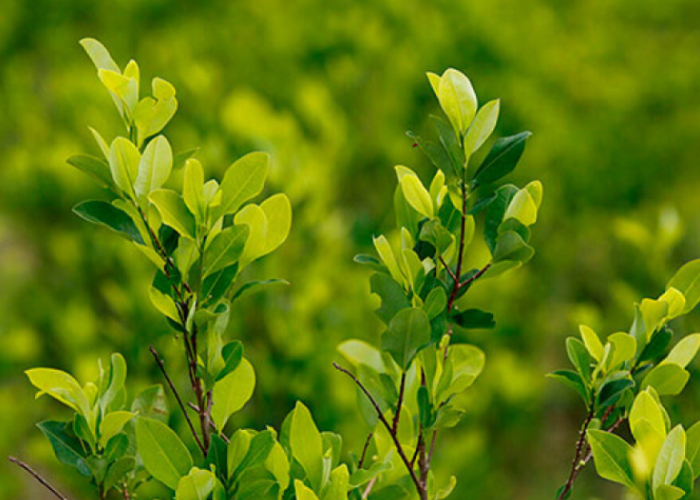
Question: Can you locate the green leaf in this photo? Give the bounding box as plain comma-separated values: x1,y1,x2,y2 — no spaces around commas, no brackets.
463,99,500,156
80,38,120,73
642,363,690,396
108,137,140,197
67,154,114,189
423,287,447,320
100,352,127,413
294,479,320,500
211,358,256,430
73,200,144,244
451,309,495,330
26,368,91,417
473,131,531,185
399,172,434,218
264,441,290,490
434,68,477,136
337,340,385,373
131,385,169,423
370,273,410,325
175,468,216,500
587,429,636,488
381,307,431,369
232,279,289,301
135,417,193,490
203,225,250,277
566,338,592,383
183,158,206,222
227,429,253,479
579,325,604,362
149,189,196,240
484,184,518,253
349,461,392,488
290,402,324,491
597,377,634,408
492,230,534,263
608,332,637,367
686,421,700,479
663,333,700,368
37,421,91,477
503,188,539,226
235,194,292,268
547,370,590,404
216,341,243,382
135,135,173,206
653,426,686,491
234,430,276,477
99,411,136,447
104,457,136,491
217,152,269,217
667,259,700,314
629,389,667,443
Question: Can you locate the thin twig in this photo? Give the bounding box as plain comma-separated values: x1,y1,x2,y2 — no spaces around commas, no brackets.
358,432,373,469
333,363,425,498
392,373,407,434
362,477,378,499
438,256,458,283
557,409,595,500
149,346,206,454
9,456,70,500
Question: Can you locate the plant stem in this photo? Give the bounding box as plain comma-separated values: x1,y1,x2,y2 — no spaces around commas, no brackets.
149,346,206,454
392,372,407,434
557,409,595,500
358,432,373,469
9,456,70,500
333,363,426,499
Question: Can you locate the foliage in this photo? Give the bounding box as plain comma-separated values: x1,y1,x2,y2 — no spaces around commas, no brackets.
552,260,700,499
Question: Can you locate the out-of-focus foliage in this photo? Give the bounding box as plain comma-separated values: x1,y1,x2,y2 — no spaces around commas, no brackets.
1,0,700,499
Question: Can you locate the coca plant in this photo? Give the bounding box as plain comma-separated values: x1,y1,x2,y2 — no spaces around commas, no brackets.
336,68,542,500
553,260,700,500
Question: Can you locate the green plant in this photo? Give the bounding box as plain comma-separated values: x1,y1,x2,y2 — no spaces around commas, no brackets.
336,68,541,500
553,259,700,499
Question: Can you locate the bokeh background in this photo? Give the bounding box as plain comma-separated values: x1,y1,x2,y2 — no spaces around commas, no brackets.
2,0,700,498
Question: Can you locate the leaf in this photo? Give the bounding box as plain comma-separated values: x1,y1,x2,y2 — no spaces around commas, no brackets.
294,479,320,500
217,152,269,217
630,390,667,443
99,411,136,447
579,325,604,362
423,287,447,320
135,417,193,490
435,68,478,135
663,333,700,368
653,426,686,491
473,131,531,185
686,421,700,479
234,430,276,476
667,259,700,314
597,377,634,408
370,273,410,325
216,341,243,382
203,225,250,277
149,189,196,240
547,370,590,404
608,332,637,367
26,368,91,417
337,339,385,373
642,363,690,396
37,421,91,477
264,441,290,490
131,385,169,423
100,352,128,413
183,158,206,222
175,468,216,500
463,99,500,156
492,230,534,263
235,194,292,268
73,200,144,244
232,279,289,301
135,135,173,205
483,184,518,252
587,429,636,488
349,460,393,488
503,188,538,226
80,38,120,73
451,309,495,330
381,307,431,369
211,358,256,430
399,173,434,218
104,457,136,490
108,137,140,197
566,338,592,383
290,402,324,491
67,154,114,189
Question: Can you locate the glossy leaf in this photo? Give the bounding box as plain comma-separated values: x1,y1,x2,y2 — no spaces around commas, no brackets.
135,417,193,490
73,200,144,244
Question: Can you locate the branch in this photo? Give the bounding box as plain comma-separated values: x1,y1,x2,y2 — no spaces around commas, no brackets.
392,372,407,434
333,363,424,497
358,432,373,469
149,346,206,454
9,456,70,500
557,409,595,500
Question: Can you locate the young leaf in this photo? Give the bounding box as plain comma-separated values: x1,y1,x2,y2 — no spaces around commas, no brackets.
203,225,250,277
131,385,169,423
135,417,193,490
435,68,478,136
667,259,700,314
175,468,216,500
587,429,636,489
217,152,269,217
149,189,196,240
99,411,136,447
663,333,700,368
653,426,686,491
73,200,144,244
135,135,173,206
399,173,434,219
579,325,604,362
642,363,690,396
108,137,140,197
463,99,500,156
211,359,256,430
290,402,324,491
26,368,91,417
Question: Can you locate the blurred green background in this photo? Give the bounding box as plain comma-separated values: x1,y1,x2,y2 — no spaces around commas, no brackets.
2,0,700,498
